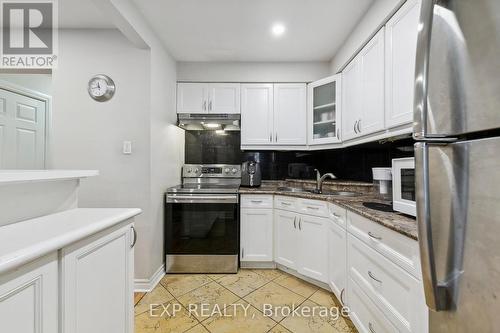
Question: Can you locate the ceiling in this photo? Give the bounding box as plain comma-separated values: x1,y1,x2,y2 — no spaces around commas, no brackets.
58,0,374,62
132,0,373,62
59,0,115,29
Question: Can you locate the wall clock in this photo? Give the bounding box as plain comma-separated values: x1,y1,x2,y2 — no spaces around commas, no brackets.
88,74,116,102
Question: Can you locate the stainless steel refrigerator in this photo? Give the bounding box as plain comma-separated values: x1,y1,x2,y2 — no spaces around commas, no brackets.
414,0,500,331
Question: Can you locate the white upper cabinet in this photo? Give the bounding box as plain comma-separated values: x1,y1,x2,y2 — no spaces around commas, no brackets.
177,83,208,114
177,83,241,114
308,75,342,145
241,84,274,145
208,83,241,114
274,83,307,145
385,0,421,128
342,28,386,141
342,59,362,141
359,28,386,136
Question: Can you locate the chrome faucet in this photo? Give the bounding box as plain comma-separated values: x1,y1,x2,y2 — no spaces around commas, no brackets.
313,169,337,194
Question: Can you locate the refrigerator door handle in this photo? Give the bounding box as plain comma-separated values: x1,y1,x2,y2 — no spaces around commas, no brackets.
413,0,434,140
415,142,448,311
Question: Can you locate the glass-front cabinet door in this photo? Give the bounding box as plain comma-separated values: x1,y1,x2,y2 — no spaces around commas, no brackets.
308,74,342,145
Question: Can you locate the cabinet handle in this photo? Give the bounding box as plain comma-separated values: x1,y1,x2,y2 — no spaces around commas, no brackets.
203,101,207,111
368,231,382,240
354,120,358,134
306,206,320,210
269,133,272,142
131,226,137,248
298,218,302,230
275,132,278,142
340,288,345,305
368,322,377,333
336,128,340,138
251,200,263,203
368,271,382,283
209,100,212,111
293,216,297,229
281,202,291,206
242,248,244,258
357,119,362,133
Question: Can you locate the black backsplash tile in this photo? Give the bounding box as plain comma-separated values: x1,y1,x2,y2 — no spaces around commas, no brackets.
185,131,414,182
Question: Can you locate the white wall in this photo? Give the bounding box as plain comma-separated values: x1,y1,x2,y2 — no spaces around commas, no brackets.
51,30,153,270
177,61,331,82
329,0,403,73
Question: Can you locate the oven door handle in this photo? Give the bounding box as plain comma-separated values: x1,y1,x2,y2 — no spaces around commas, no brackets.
166,194,239,204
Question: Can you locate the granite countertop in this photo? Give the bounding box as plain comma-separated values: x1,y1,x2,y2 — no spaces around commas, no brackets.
239,180,418,240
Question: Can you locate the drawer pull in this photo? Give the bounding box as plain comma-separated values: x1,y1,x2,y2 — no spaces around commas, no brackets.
293,216,297,229
340,288,345,305
368,231,382,240
306,206,320,210
368,322,377,333
298,218,302,230
281,202,291,206
332,212,341,218
368,271,382,283
251,200,263,203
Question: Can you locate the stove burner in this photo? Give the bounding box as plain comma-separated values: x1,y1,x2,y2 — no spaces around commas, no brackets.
362,202,394,212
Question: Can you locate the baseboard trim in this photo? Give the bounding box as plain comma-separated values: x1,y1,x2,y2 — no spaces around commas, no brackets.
134,264,165,292
275,263,331,291
240,261,277,269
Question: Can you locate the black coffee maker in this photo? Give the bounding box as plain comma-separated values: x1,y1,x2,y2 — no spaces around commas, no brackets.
241,161,261,187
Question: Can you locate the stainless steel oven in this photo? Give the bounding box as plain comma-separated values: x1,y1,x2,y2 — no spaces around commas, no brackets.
165,164,241,273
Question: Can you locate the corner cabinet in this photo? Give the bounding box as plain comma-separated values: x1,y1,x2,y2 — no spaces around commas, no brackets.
308,75,342,145
241,83,307,149
61,223,135,333
342,28,386,141
177,83,240,114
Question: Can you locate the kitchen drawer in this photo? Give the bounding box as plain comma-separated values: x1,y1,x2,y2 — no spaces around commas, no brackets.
348,234,427,333
299,198,329,218
328,203,347,228
240,195,273,209
348,277,398,333
274,195,300,212
347,211,421,279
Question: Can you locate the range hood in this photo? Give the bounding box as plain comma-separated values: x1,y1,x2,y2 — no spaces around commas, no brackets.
177,114,240,131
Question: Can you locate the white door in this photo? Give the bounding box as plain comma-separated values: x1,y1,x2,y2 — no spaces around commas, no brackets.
240,208,273,262
328,219,347,303
0,88,46,169
385,0,421,128
0,253,58,333
359,28,386,136
342,58,362,141
273,83,307,145
274,209,298,270
297,214,328,283
61,223,134,333
208,83,240,114
241,84,274,145
177,83,208,114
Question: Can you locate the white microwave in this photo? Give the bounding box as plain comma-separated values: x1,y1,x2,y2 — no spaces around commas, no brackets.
392,157,416,216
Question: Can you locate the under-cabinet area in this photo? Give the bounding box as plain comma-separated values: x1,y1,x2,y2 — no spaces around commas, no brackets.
239,189,427,333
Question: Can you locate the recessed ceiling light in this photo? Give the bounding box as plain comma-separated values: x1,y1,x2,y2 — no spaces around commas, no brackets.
271,23,286,37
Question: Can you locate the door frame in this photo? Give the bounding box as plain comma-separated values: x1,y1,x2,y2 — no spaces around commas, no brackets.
0,78,52,168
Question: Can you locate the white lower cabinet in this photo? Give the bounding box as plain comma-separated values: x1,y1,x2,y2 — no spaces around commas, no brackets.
240,208,274,262
297,214,328,282
61,222,135,333
0,253,58,333
274,209,299,270
328,217,347,303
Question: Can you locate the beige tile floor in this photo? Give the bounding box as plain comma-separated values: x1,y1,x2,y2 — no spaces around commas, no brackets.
135,269,358,333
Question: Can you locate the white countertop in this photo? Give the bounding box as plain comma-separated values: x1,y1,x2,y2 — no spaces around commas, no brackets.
0,170,99,184
0,208,141,275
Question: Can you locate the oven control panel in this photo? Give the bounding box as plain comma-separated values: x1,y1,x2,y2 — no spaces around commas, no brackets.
182,164,241,178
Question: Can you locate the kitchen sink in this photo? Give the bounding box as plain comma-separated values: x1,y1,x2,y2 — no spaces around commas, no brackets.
276,186,308,193
309,189,361,197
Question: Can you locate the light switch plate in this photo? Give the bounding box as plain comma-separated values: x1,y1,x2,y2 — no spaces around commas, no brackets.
123,141,132,154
